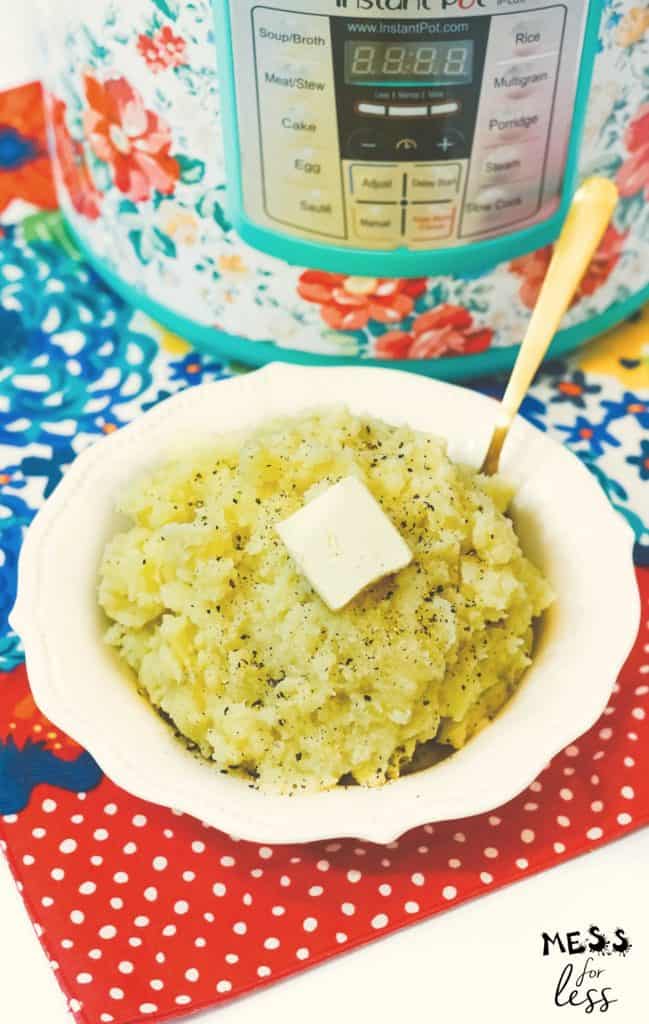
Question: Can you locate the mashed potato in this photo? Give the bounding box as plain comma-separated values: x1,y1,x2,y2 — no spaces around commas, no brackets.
98,407,553,794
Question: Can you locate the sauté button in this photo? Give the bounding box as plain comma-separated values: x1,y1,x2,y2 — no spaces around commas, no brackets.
267,187,345,238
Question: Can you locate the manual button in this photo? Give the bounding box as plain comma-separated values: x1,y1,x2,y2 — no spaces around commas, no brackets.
353,204,401,243
351,164,402,202
408,163,461,203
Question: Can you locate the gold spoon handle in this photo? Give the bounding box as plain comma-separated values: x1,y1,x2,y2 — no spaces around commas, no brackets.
482,177,619,476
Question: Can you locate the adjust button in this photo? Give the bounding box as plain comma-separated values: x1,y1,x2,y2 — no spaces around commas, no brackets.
351,164,403,202
408,163,461,203
353,204,402,243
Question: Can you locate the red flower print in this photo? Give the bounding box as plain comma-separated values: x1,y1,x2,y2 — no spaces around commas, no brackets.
0,82,57,215
83,73,180,203
510,225,627,311
137,26,188,74
374,303,493,360
617,103,649,199
48,95,102,220
297,272,427,331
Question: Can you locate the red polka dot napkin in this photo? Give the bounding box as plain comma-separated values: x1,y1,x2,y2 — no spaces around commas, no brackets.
0,569,647,1024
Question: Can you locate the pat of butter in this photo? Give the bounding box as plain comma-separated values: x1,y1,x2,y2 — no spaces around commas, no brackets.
276,476,412,611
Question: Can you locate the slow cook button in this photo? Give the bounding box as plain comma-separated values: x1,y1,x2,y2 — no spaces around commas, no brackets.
406,204,455,242
407,163,461,202
460,184,539,237
351,164,402,202
353,204,402,243
267,188,345,238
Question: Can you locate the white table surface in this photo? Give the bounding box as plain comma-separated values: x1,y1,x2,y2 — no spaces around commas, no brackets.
1,6,648,1021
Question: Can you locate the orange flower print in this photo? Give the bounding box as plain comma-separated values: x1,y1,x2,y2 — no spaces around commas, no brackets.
297,272,427,331
83,73,180,203
375,304,493,360
510,225,628,311
137,26,188,74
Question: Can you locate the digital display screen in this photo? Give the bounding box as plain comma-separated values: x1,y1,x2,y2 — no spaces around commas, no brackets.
345,40,474,86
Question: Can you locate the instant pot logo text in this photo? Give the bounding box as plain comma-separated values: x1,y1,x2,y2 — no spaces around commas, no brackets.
336,0,487,10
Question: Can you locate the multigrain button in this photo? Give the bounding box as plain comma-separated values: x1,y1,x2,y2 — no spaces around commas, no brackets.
351,164,402,202
353,204,401,243
408,163,461,203
492,56,558,101
407,204,455,242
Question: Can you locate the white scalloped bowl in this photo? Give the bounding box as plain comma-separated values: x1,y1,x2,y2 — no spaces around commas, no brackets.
10,364,640,844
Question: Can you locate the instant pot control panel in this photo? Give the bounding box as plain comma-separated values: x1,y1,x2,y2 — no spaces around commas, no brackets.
219,0,597,274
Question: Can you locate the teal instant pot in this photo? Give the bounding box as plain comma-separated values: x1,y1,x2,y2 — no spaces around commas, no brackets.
38,0,649,376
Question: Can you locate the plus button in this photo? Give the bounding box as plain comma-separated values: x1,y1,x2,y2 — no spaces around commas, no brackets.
437,136,454,153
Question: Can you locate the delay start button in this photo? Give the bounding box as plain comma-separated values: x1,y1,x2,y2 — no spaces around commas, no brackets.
408,163,461,203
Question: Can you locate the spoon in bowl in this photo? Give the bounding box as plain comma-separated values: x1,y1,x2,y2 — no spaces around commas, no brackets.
481,177,619,476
